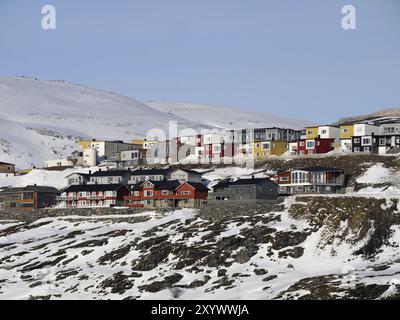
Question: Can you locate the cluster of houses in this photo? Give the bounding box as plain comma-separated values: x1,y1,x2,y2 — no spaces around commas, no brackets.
0,165,347,211
2,119,399,211
39,121,400,170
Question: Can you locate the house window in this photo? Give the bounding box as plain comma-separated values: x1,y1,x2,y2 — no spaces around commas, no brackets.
362,138,371,145
280,176,289,182
306,141,315,149
262,143,270,150
161,190,170,195
307,130,314,136
181,191,191,195
134,191,139,196
354,138,360,143
343,128,349,133
379,138,386,146
299,141,305,147
321,129,327,134
144,190,153,197
354,147,360,152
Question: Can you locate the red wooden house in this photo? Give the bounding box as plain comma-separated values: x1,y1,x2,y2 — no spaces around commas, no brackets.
296,138,335,155
124,180,208,208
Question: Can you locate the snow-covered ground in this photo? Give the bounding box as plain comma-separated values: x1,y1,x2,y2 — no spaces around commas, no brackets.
356,163,400,196
0,198,399,300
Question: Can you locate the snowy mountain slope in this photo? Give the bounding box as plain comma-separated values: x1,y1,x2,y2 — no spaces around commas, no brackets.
0,77,313,169
146,101,313,130
0,77,209,168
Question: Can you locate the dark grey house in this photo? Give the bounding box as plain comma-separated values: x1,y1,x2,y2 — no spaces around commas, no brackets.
208,177,279,204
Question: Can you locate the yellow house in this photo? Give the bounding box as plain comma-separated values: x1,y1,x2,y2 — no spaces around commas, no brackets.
131,139,157,149
305,126,319,139
78,139,96,150
340,124,354,139
253,140,288,159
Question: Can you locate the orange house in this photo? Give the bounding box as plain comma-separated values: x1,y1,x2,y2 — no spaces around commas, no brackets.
124,180,208,208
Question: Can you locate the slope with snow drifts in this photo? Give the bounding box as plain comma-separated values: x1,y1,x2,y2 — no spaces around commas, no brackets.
0,77,313,168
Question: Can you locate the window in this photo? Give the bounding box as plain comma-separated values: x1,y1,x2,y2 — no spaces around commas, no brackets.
307,130,314,135
161,190,170,195
354,138,360,143
343,128,349,133
280,176,289,182
362,138,371,145
299,141,305,147
134,191,139,196
354,147,360,152
379,138,386,146
181,191,191,195
292,171,308,184
306,141,315,149
321,129,327,134
262,143,270,150
144,190,153,197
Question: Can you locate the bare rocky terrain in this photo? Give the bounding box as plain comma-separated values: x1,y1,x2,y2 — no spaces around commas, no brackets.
1,196,400,300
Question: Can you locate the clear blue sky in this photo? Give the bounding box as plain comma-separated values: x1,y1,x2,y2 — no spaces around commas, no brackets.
1,0,399,123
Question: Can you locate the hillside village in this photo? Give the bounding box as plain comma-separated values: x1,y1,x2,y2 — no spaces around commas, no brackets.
1,118,400,211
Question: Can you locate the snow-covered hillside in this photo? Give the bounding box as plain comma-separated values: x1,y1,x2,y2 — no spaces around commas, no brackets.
146,101,313,130
0,76,312,168
1,196,399,300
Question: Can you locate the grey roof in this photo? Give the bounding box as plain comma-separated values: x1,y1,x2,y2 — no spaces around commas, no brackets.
0,161,14,166
0,185,59,194
64,184,128,193
183,182,209,192
230,178,272,186
300,166,343,172
131,180,180,191
90,170,131,177
130,168,172,176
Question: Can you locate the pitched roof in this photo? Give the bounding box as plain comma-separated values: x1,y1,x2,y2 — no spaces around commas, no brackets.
65,172,92,178
90,170,131,177
181,182,209,192
130,168,172,176
230,178,272,186
0,161,14,166
212,179,231,191
299,166,343,172
213,178,272,190
64,184,128,193
0,185,59,194
132,180,181,191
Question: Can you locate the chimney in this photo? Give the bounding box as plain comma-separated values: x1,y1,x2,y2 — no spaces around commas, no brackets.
252,175,255,180
89,170,91,175
99,168,102,172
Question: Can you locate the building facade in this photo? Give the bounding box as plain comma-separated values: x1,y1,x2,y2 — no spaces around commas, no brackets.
124,180,208,208
0,161,15,174
57,184,129,208
208,178,279,204
274,166,345,194
0,185,59,210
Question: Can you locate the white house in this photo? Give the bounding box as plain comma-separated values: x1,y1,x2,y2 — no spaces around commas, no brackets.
170,169,202,183
318,126,341,143
353,124,380,137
